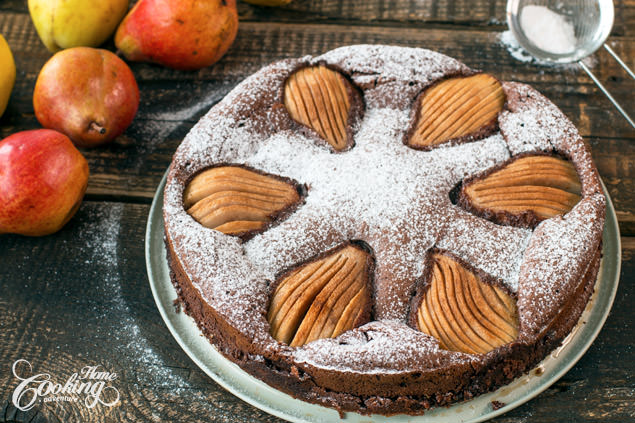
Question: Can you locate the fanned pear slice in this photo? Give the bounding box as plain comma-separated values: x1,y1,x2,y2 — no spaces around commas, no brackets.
408,74,505,148
460,155,582,227
267,244,373,347
284,65,356,151
183,166,302,237
415,253,518,355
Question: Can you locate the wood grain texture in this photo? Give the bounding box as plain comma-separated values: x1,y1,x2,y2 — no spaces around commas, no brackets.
0,13,633,233
2,0,634,36
0,2,633,421
239,0,635,38
0,202,632,422
0,202,283,423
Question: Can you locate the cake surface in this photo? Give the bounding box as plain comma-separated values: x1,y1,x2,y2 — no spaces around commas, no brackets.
163,45,605,416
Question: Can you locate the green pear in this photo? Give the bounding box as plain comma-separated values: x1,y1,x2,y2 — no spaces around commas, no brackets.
28,0,129,52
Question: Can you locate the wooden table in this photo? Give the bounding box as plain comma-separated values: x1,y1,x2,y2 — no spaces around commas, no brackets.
1,1,633,421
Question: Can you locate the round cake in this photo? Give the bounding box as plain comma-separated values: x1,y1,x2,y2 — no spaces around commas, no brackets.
163,45,605,416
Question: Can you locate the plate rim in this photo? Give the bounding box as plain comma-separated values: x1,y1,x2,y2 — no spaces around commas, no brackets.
145,171,621,423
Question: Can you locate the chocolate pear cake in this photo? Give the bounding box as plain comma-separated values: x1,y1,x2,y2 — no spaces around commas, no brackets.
163,45,605,416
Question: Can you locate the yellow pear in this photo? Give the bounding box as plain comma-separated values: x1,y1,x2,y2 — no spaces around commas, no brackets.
28,0,129,52
0,34,15,118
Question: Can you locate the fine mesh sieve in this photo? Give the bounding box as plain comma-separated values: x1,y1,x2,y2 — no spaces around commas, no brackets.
507,0,634,128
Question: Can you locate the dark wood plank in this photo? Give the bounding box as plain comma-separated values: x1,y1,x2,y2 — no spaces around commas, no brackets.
588,137,635,235
2,0,634,37
1,4,632,422
239,0,635,38
1,14,633,232
2,14,633,137
0,202,283,423
237,0,510,26
0,201,633,422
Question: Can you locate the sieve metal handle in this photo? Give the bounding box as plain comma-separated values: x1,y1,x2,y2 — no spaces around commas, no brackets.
578,45,635,129
604,44,635,80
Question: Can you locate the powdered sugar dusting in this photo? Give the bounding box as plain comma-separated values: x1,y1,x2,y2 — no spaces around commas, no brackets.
499,30,535,64
164,183,272,345
242,111,523,319
316,45,470,108
77,204,221,411
316,44,468,88
498,81,602,197
163,45,604,373
499,82,578,155
517,193,605,337
293,321,470,373
498,31,594,69
520,5,577,55
438,208,531,291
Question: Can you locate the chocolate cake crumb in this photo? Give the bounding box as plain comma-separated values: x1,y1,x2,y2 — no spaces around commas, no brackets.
172,298,182,313
491,400,506,410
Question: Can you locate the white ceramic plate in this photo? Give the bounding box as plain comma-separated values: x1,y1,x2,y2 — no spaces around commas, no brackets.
146,172,621,423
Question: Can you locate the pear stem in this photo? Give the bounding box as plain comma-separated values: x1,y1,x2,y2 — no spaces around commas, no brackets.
89,121,106,135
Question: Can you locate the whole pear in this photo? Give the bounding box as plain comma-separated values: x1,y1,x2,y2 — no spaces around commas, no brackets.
115,0,238,71
28,0,129,52
33,47,139,148
0,129,89,236
0,34,16,118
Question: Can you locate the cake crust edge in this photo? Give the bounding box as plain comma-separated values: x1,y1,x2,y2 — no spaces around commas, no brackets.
164,228,601,416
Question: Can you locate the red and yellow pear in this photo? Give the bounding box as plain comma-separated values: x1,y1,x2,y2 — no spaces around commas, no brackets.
33,47,139,148
0,129,89,236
